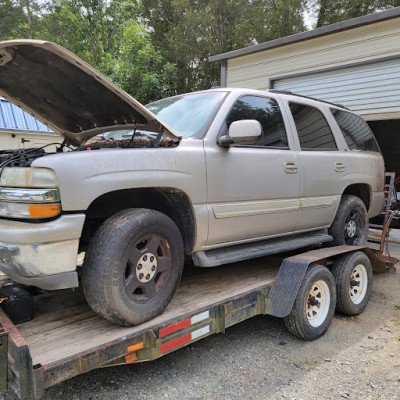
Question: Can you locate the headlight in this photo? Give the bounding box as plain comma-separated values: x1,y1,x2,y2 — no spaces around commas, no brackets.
0,168,61,219
0,167,58,187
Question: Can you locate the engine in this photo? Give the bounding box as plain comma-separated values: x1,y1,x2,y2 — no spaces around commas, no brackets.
0,148,47,168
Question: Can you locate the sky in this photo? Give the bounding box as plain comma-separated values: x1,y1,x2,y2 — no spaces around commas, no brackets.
304,8,317,29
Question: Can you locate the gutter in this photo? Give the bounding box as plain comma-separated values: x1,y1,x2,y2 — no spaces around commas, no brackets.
208,7,400,62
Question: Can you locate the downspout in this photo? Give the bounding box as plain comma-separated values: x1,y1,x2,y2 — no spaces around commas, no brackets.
220,60,227,88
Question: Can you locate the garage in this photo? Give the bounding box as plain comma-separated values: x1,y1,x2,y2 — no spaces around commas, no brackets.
209,7,400,177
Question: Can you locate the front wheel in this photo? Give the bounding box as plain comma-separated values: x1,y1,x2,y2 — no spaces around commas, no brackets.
82,209,184,326
284,264,336,340
329,195,368,246
331,251,372,316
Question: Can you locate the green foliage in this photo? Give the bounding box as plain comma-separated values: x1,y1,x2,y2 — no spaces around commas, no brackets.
142,0,306,92
0,0,41,40
1,0,309,99
39,0,140,65
314,0,400,27
3,0,400,100
0,0,24,40
99,22,178,103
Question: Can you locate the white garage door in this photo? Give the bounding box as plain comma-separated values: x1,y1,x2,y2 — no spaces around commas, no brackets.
273,57,400,119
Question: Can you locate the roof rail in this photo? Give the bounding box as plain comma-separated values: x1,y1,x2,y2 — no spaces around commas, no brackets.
268,89,350,110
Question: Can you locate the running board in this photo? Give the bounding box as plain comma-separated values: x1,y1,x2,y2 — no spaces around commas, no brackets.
192,230,333,267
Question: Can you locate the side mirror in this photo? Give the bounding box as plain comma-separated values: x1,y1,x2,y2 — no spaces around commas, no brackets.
219,119,262,147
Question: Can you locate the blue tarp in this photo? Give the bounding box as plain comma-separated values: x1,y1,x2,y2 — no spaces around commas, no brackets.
0,97,53,133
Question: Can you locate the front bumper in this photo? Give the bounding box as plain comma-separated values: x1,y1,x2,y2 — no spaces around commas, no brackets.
0,214,85,290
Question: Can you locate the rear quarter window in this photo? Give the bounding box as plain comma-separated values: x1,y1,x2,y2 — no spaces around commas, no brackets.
331,109,380,153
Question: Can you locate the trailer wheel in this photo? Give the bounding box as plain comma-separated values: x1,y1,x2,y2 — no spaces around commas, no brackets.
82,209,184,326
331,251,372,316
329,195,368,246
284,265,336,340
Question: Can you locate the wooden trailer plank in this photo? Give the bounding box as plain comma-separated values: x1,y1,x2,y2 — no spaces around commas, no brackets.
17,258,279,366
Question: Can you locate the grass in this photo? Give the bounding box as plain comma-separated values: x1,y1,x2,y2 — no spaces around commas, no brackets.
395,305,400,311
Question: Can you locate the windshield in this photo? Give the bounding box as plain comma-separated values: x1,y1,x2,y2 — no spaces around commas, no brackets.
100,130,155,140
146,92,226,138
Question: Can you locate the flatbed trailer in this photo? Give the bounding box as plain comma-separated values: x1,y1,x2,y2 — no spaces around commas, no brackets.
0,245,395,400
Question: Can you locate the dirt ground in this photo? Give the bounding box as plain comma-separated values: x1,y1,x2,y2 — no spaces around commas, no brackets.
2,244,400,400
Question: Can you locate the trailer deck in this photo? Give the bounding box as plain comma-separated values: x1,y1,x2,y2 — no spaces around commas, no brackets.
0,245,395,400
0,256,281,399
19,259,279,366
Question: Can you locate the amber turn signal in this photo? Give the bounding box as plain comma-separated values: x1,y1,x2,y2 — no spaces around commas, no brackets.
29,204,61,218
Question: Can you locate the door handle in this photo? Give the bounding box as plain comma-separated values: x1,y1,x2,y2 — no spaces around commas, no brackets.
335,162,345,172
284,162,298,174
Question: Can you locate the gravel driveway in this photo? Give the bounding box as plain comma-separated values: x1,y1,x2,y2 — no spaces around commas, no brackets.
3,245,400,400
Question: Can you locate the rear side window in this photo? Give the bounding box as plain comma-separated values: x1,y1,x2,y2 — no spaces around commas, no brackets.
226,96,288,148
331,109,380,153
289,102,337,150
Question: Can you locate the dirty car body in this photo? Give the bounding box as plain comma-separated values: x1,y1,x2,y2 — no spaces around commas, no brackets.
0,40,385,325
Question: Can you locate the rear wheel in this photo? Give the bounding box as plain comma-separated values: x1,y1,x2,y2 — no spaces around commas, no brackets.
284,264,336,340
82,209,184,326
329,195,368,246
331,251,372,316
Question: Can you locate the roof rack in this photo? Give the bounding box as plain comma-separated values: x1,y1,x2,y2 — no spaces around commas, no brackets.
268,89,350,110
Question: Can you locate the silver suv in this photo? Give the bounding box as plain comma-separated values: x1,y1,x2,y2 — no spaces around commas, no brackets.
0,40,384,326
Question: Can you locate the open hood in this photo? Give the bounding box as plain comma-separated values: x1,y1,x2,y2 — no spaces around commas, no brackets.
0,40,181,145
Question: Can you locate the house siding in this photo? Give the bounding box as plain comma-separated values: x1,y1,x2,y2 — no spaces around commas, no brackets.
227,18,400,92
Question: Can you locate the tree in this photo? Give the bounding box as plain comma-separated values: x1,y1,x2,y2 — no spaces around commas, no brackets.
314,0,400,27
40,0,140,65
142,0,306,92
0,0,41,40
101,22,178,103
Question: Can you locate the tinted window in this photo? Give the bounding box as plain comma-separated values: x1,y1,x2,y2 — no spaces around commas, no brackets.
289,102,337,150
331,109,380,153
226,96,288,148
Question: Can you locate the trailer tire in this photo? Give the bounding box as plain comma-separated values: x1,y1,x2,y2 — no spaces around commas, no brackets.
329,195,368,246
82,208,184,326
284,264,336,340
331,251,372,316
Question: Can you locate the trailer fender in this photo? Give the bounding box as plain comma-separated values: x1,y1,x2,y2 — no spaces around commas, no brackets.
264,245,385,318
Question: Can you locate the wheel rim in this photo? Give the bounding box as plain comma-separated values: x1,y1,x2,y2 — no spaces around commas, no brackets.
349,264,368,304
344,210,362,245
306,280,331,327
123,234,172,302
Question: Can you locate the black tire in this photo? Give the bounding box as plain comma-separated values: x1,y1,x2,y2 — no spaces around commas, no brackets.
329,195,368,246
331,251,372,316
284,264,336,340
82,209,184,326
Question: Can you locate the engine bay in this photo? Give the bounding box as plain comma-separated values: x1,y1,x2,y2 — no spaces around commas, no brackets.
0,135,180,169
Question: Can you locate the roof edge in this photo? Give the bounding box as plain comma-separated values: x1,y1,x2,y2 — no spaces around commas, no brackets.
208,7,400,62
